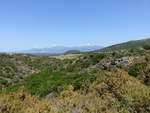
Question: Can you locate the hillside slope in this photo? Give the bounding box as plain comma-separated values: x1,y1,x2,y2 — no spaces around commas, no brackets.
0,53,62,89
100,38,150,52
1,70,150,113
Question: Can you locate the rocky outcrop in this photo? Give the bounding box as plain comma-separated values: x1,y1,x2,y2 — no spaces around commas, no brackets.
99,56,140,70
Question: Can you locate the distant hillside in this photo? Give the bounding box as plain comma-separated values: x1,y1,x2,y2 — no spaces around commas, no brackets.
15,45,103,54
100,38,150,52
64,50,81,54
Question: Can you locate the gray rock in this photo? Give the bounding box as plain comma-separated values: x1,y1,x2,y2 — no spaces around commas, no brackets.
45,93,56,101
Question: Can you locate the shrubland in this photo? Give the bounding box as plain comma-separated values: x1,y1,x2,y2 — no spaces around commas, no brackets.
0,47,150,113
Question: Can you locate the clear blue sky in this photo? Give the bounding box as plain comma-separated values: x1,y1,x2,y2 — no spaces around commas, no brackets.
0,0,150,51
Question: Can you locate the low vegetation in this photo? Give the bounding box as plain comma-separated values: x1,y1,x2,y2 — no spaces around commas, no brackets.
100,38,150,52
0,39,150,113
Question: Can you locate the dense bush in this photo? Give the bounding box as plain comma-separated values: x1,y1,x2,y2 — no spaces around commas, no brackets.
0,78,8,85
1,70,150,113
128,63,147,77
145,54,150,61
24,69,102,97
143,45,150,50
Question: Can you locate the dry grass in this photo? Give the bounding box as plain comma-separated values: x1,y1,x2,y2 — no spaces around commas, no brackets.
0,93,51,113
49,54,82,60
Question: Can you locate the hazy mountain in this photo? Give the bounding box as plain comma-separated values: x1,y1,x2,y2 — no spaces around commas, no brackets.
16,45,103,54
100,38,150,52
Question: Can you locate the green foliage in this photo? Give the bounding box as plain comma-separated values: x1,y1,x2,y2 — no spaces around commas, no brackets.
116,64,124,68
0,78,9,90
65,50,81,54
128,68,139,77
145,54,150,61
128,63,147,77
1,47,150,113
0,78,8,85
112,51,124,58
1,84,20,94
64,53,106,72
24,69,102,97
101,38,150,52
89,53,106,62
143,45,150,50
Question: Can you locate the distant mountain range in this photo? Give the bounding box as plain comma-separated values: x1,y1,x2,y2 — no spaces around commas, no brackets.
15,45,103,54
100,38,150,52
3,38,150,54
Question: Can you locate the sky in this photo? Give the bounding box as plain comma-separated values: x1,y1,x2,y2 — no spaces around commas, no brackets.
0,0,150,51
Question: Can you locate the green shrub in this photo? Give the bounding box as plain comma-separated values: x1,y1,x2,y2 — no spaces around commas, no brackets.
128,63,147,77
1,84,20,94
0,78,8,85
128,68,139,77
143,45,150,50
116,64,124,68
24,69,102,97
145,54,150,61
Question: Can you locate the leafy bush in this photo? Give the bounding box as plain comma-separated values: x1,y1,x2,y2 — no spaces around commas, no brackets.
145,54,150,61
143,45,150,50
0,78,8,85
90,53,106,64
24,69,102,97
128,63,147,77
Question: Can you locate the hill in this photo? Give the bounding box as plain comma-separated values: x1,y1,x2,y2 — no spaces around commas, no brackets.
14,45,103,54
100,38,150,52
0,53,61,90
